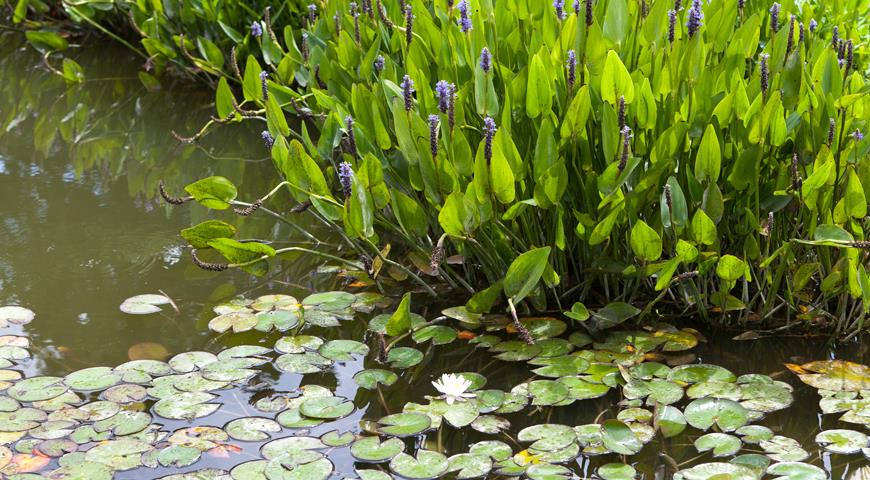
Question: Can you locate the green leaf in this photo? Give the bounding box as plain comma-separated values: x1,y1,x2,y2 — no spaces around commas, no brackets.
694,125,721,183
25,30,68,51
207,239,276,276
526,52,552,118
630,221,662,261
600,50,634,104
504,247,552,303
184,176,237,210
242,55,263,102
601,419,642,454
716,255,747,282
385,293,411,336
691,210,717,246
181,220,236,249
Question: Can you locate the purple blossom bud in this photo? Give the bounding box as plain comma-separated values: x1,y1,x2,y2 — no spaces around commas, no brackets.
619,125,632,172
846,40,854,73
799,22,804,43
791,153,802,190
828,118,836,145
338,162,354,199
259,71,269,101
769,3,780,33
308,4,317,23
301,32,310,62
361,0,373,17
251,21,263,37
737,0,744,10
664,184,673,212
809,19,817,32
334,11,342,35
759,54,769,97
400,75,415,112
405,4,414,45
479,47,492,73
566,50,577,94
553,0,566,20
345,115,358,157
261,130,274,150
351,2,361,43
617,95,626,130
641,0,648,18
436,80,451,113
447,83,456,130
374,55,385,73
483,116,497,163
457,0,473,32
668,9,676,43
674,0,682,11
686,0,703,38
832,26,839,49
429,114,440,157
573,0,581,14
786,16,794,55
585,0,593,26
853,129,864,141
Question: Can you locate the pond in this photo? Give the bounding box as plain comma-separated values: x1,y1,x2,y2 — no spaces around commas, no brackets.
0,34,868,480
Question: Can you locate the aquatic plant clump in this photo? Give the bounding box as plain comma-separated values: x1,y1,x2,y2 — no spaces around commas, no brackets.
24,0,870,333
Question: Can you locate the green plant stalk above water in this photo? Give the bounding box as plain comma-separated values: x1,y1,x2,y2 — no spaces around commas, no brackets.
23,0,870,333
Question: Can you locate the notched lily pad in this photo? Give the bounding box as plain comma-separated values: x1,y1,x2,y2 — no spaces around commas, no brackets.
0,307,35,327
390,450,449,479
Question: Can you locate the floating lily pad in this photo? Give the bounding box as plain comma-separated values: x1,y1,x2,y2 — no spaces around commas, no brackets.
8,376,68,402
601,420,643,455
354,369,398,390
528,380,569,406
558,377,610,400
46,460,114,480
251,294,299,311
471,415,510,434
655,405,687,438
412,325,457,345
64,367,121,391
350,437,404,462
815,429,869,454
766,462,827,480
447,453,492,479
356,469,393,480
389,450,449,479
320,430,354,447
386,347,423,369
0,307,35,327
598,463,637,480
85,438,153,471
684,398,749,432
695,433,742,457
274,336,323,354
491,341,541,362
154,392,219,420
518,424,576,452
735,425,774,444
299,396,354,421
468,441,513,462
208,311,258,333
254,310,299,332
93,410,151,436
443,399,480,427
378,413,432,437
275,353,332,375
729,454,770,477
790,360,870,392
674,462,757,480
103,384,147,403
225,417,281,442
526,463,573,480
260,436,326,465
158,445,201,468
318,340,369,361
759,435,809,462
120,294,171,315
669,364,736,384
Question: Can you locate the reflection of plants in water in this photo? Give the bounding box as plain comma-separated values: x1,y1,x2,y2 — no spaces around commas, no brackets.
0,300,866,478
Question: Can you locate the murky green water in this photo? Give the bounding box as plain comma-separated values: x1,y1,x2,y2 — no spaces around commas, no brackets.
0,34,867,479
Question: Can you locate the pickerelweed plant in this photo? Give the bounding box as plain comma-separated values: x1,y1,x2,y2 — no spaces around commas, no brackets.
37,0,870,334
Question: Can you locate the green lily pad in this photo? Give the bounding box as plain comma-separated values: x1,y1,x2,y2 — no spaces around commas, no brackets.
158,468,231,479
669,364,737,384
208,311,258,333
532,356,589,377
353,369,398,390
153,392,219,420
528,380,569,406
85,438,153,471
8,376,68,402
264,457,333,479
62,367,120,392
471,415,510,434
157,445,201,468
735,425,774,444
684,398,749,432
103,384,147,403
389,450,449,479
320,430,355,447
0,307,35,327
791,360,870,392
93,410,151,436
229,460,268,479
356,469,393,480
655,405,687,438
491,341,542,361
468,441,513,462
520,318,567,339
119,294,171,315
276,408,323,429
0,408,47,431
815,429,869,454
275,353,332,374
687,381,742,401
739,381,794,413
318,340,369,361
617,408,652,423
274,336,323,354
378,412,432,437
302,291,356,311
695,433,742,457
518,424,576,452
251,294,299,311
598,463,637,480
759,435,809,462
254,310,300,332
299,396,353,419
447,453,492,479
558,377,610,400
601,419,643,455
443,399,479,427
350,436,404,462
526,463,573,480
674,462,757,480
766,462,827,480
412,325,457,345
225,417,281,441
260,436,326,465
46,460,114,480
386,347,423,369
729,454,770,477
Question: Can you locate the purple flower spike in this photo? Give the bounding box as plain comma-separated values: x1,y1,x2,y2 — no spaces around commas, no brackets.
457,0,473,32
345,115,358,157
374,55,385,73
769,3,780,33
809,19,817,32
251,21,263,37
668,9,676,43
483,116,497,162
573,0,581,14
479,47,492,74
566,50,577,93
686,0,703,38
853,129,864,141
553,0,566,20
760,53,769,97
259,71,269,101
429,114,440,157
338,162,354,199
436,80,451,113
400,75,415,112
308,4,317,22
261,130,274,150
405,4,415,45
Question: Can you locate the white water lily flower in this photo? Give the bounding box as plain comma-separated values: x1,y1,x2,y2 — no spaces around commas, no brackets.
432,373,476,405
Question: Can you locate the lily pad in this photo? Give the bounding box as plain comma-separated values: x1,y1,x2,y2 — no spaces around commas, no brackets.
669,364,736,384
735,425,774,444
320,430,354,447
815,429,869,454
274,336,323,354
790,360,870,392
655,405,687,438
64,367,121,391
518,424,576,452
684,398,749,432
674,462,757,480
120,294,171,315
8,376,68,402
208,311,258,333
251,294,299,311
275,353,332,375
389,450,449,479
354,369,398,390
767,462,827,480
695,433,742,457
526,463,573,479
318,340,369,361
225,417,281,442
447,453,492,479
471,415,510,434
601,420,643,454
528,380,569,406
598,463,637,480
378,412,432,437
85,438,153,471
350,436,404,462
299,396,354,419
153,392,220,420
760,435,809,462
386,347,423,368
0,307,35,327
412,325,457,345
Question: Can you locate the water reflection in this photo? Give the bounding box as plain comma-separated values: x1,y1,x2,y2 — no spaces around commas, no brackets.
0,34,329,373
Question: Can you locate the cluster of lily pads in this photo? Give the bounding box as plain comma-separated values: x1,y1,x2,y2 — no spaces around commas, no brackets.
1,300,868,479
